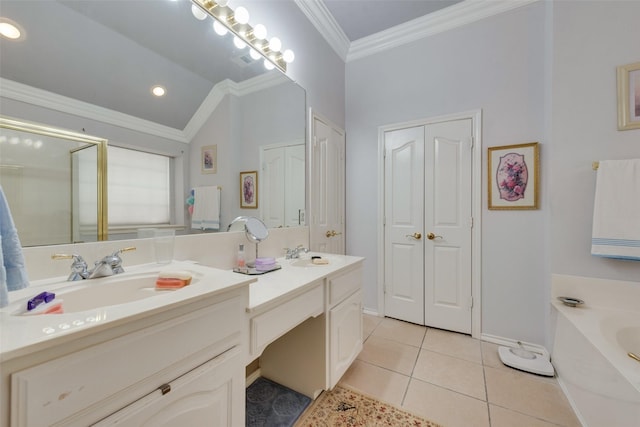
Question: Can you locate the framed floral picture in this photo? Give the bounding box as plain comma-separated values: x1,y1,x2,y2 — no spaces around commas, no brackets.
617,61,640,130
201,145,217,174
488,142,539,210
240,171,258,209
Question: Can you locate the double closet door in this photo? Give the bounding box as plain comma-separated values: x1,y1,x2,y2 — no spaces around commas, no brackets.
383,119,473,334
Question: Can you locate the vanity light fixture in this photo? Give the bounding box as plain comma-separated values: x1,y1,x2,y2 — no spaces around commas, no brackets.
191,4,208,20
151,85,166,97
190,0,293,72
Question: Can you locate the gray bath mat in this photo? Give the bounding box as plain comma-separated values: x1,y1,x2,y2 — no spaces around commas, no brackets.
246,377,311,426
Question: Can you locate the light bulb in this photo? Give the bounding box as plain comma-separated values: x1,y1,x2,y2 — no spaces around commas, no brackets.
213,20,228,36
269,37,281,52
249,48,261,60
9,137,20,145
233,36,246,49
283,49,295,63
217,0,229,6
234,6,249,24
264,59,275,70
191,4,208,20
0,22,21,39
253,24,267,40
34,140,43,149
152,86,166,97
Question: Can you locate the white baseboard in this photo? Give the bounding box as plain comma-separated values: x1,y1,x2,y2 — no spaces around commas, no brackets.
362,308,381,317
481,333,550,358
246,368,262,387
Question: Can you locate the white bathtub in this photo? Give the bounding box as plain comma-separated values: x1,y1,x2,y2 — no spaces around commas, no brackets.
551,275,640,427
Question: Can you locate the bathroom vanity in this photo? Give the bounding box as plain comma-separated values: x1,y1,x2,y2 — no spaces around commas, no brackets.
0,253,364,426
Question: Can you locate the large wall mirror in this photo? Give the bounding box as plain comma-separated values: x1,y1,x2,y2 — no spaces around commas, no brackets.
0,0,306,247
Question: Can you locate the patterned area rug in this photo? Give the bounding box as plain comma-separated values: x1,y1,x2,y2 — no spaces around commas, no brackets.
246,377,312,427
295,384,442,426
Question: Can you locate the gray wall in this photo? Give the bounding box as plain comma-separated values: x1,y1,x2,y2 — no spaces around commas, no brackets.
345,0,640,347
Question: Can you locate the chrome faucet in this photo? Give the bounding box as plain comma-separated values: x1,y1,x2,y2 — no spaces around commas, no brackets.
284,245,309,259
52,247,136,281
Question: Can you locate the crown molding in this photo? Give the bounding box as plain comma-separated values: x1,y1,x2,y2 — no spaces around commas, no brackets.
0,78,188,143
347,0,540,62
1,73,289,144
295,0,540,63
183,72,288,141
294,0,350,61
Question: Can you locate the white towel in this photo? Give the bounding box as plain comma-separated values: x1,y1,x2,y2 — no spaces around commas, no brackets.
191,186,221,231
591,159,640,260
0,186,29,307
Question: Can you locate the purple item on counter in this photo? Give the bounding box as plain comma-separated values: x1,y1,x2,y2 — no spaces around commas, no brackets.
27,291,55,311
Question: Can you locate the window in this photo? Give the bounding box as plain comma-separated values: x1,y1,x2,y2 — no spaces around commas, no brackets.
108,146,171,226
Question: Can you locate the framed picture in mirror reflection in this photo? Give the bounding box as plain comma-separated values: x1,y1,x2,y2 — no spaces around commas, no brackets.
201,145,217,174
240,171,258,209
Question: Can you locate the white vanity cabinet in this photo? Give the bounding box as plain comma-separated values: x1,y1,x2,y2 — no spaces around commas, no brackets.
6,284,249,427
253,260,363,398
327,266,363,389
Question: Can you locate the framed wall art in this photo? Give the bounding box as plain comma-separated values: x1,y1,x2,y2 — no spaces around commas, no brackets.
488,142,539,210
201,145,217,174
617,61,640,130
240,170,258,209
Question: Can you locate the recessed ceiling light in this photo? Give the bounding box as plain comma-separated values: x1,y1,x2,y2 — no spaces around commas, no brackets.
151,85,166,97
0,20,22,40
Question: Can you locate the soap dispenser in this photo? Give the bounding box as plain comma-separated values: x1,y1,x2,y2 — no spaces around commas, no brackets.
237,244,246,270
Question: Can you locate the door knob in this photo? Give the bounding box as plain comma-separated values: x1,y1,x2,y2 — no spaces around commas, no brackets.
427,232,442,240
405,232,422,240
325,230,342,238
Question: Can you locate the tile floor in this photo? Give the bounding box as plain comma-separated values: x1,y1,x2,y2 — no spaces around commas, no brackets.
338,315,581,427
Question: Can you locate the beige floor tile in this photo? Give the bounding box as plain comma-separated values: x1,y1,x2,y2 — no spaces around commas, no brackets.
356,335,420,376
371,317,426,347
339,359,410,407
403,379,490,427
362,314,383,339
413,349,486,400
485,367,581,427
490,405,564,427
422,328,482,364
481,341,511,370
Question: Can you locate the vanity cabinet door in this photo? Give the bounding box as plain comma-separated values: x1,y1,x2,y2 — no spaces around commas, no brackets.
328,290,363,389
93,346,244,427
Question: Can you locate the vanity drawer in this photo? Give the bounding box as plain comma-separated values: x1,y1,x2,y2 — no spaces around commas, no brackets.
250,283,324,358
11,293,245,427
328,266,362,307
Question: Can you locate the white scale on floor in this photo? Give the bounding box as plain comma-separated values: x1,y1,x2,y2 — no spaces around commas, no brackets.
498,343,555,377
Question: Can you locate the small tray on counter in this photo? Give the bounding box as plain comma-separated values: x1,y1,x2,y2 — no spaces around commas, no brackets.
233,264,282,275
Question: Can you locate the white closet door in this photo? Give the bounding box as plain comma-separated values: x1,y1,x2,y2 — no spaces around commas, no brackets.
284,144,306,227
261,147,285,228
383,126,425,324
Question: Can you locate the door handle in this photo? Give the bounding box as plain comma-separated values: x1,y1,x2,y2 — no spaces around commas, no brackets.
427,232,442,240
405,232,422,240
325,230,343,238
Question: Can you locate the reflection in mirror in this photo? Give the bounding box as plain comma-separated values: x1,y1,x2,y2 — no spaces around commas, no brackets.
0,117,107,246
0,0,306,247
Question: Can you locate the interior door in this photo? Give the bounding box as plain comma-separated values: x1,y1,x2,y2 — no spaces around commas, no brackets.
310,112,345,254
261,147,285,228
383,126,425,324
383,118,473,333
424,119,473,334
284,144,306,227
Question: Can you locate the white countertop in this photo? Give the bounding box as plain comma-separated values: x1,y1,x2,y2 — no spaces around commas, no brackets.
0,261,255,361
246,253,365,312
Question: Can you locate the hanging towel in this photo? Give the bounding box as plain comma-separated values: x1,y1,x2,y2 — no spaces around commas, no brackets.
0,186,29,307
191,186,221,231
591,159,640,260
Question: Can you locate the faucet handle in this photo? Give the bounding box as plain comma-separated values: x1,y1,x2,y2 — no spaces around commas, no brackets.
52,253,88,281
108,246,136,274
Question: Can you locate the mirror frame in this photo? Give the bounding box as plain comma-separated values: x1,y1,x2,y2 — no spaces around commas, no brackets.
0,116,109,241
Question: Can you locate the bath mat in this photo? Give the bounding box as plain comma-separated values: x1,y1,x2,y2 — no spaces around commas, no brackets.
295,384,442,426
246,377,311,427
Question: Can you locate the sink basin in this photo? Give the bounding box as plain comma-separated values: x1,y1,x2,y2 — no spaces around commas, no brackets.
25,271,200,314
